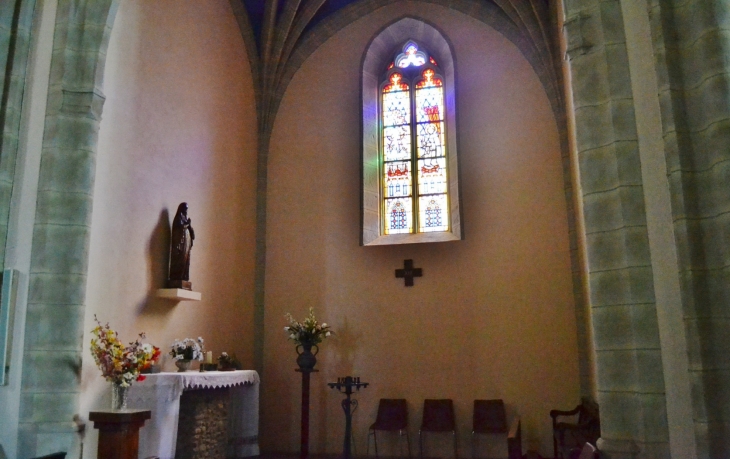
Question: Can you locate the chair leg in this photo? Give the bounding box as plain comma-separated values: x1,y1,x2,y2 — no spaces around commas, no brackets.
453,430,458,459
374,430,379,458
419,430,423,459
471,431,475,459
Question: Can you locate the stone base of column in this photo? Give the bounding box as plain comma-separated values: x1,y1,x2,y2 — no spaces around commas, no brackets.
597,437,670,459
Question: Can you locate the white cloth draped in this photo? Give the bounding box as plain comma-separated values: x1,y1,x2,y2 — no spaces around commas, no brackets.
127,370,260,459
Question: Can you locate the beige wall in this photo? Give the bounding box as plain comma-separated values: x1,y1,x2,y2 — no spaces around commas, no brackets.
263,3,580,457
78,1,257,457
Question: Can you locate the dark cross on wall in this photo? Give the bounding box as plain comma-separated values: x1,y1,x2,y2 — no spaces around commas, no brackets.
395,259,422,287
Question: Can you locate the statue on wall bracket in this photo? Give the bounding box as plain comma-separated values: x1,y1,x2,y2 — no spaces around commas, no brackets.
167,202,195,290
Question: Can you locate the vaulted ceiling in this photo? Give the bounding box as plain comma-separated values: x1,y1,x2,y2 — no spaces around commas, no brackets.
230,0,561,142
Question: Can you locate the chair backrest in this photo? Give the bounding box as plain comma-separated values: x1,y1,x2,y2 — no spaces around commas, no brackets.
578,397,601,438
421,399,455,431
577,442,596,459
473,399,507,434
373,398,408,430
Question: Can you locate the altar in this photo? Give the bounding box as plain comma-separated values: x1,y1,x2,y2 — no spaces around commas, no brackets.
127,370,260,459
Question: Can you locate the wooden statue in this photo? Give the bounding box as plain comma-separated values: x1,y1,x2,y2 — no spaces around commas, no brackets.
167,202,195,290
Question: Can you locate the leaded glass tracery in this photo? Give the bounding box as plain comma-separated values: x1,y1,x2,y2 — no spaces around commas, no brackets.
381,41,449,235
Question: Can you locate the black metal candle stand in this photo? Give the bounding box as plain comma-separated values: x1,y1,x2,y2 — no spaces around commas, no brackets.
328,376,369,459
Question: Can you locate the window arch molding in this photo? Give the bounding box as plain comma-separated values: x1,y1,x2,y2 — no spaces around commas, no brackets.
361,17,463,246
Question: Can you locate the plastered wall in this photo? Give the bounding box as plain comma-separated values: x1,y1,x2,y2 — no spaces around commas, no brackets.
77,1,257,457
263,4,580,456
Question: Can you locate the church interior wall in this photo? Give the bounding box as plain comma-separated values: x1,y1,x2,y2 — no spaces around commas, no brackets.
263,4,581,457
74,1,258,457
0,0,727,458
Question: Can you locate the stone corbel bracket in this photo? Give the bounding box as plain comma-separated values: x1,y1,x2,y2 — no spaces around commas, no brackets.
563,12,595,59
61,88,106,120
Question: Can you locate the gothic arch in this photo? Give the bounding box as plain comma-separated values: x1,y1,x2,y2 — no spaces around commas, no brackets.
360,17,462,245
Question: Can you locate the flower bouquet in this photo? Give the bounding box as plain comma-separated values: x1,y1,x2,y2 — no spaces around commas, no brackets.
284,307,332,346
285,308,332,371
169,337,204,372
217,352,242,371
90,316,161,409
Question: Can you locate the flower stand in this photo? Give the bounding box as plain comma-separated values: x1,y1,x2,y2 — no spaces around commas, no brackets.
88,409,151,459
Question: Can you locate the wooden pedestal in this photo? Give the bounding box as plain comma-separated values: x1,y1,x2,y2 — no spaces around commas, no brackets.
89,409,151,459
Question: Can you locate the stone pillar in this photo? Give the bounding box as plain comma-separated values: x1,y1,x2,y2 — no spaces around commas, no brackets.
0,0,38,271
646,1,730,457
17,1,118,457
562,0,670,457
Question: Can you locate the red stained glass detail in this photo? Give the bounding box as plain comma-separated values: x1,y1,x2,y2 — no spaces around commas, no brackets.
429,56,438,66
387,163,410,177
383,73,409,92
423,105,440,123
416,69,443,88
388,61,395,69
421,163,439,174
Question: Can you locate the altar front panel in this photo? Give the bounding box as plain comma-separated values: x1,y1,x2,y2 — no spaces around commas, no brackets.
127,370,260,459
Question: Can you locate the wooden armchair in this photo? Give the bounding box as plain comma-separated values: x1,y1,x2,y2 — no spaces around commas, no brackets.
550,397,600,459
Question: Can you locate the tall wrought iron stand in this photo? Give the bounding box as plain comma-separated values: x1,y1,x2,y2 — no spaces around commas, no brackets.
328,376,369,459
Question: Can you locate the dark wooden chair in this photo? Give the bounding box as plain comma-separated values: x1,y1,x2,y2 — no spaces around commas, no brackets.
419,399,457,459
31,454,66,459
471,399,522,459
368,398,411,458
550,398,600,459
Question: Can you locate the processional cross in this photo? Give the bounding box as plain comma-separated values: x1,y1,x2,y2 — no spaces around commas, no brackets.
395,259,422,287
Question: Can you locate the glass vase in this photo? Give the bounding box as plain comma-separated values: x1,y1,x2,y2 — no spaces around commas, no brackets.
111,382,129,410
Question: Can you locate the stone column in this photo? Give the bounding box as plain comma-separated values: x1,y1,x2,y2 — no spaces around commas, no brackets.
17,1,118,457
562,0,670,457
647,1,730,457
0,0,37,270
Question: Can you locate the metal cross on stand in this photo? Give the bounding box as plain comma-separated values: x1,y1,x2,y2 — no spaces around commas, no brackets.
395,259,422,286
328,376,369,459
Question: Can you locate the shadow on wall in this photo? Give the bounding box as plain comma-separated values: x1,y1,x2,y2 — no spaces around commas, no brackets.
137,207,173,315
315,317,362,451
330,317,361,377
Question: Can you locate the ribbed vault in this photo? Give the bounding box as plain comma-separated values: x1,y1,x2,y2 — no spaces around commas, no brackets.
231,0,562,140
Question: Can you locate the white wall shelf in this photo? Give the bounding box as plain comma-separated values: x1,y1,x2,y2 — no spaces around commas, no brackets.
156,289,202,301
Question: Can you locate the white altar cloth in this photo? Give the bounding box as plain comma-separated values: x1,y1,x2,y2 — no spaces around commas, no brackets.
127,370,260,459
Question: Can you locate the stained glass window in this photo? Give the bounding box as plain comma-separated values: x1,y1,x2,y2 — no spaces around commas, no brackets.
381,42,449,235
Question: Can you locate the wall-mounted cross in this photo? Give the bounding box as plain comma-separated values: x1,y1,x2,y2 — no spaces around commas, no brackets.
395,259,422,287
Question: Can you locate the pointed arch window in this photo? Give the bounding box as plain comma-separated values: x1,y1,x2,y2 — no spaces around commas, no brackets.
362,26,462,246
382,46,449,234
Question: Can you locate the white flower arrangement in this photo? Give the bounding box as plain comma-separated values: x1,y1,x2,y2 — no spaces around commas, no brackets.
284,308,332,345
169,337,204,361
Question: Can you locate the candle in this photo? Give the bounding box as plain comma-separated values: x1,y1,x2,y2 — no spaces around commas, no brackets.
206,351,213,364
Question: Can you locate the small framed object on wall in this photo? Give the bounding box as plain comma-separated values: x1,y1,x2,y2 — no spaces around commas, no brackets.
0,269,19,385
